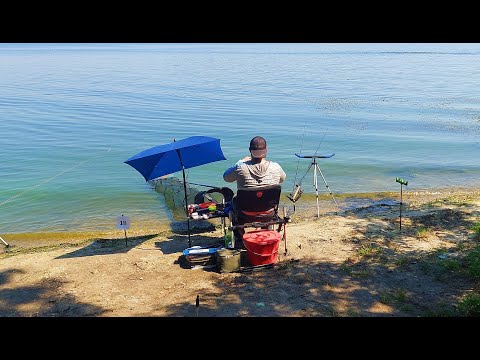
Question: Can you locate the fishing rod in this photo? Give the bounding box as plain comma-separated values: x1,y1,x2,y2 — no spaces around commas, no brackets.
286,122,308,211
185,181,219,189
293,130,328,191
0,148,112,208
291,121,307,195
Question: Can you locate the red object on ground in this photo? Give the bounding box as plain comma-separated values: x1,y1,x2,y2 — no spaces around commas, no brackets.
242,230,281,266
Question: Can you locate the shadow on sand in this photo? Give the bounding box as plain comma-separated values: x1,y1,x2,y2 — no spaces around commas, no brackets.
157,199,480,317
0,268,105,317
56,234,159,259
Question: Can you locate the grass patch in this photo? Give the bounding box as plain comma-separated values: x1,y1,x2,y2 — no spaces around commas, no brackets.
417,245,480,281
457,293,480,316
380,288,409,305
340,263,353,275
351,270,370,278
472,223,480,240
423,252,462,281
419,261,431,274
441,258,461,272
321,303,340,317
399,304,414,313
465,245,480,278
394,256,410,267
357,244,382,257
416,227,433,239
345,308,361,317
423,302,457,317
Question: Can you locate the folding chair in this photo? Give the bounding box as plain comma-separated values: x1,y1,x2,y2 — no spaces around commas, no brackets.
234,184,283,229
227,185,290,265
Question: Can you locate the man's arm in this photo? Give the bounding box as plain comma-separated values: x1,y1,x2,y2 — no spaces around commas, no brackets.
223,157,250,183
223,165,238,182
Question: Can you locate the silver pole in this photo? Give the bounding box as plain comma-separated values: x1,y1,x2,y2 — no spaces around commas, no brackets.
0,236,9,247
316,163,339,208
313,158,320,218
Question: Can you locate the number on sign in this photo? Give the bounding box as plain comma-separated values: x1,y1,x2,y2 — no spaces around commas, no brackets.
116,215,131,230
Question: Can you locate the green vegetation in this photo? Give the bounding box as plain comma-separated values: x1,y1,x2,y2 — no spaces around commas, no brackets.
465,245,480,278
357,244,382,257
417,243,480,282
340,262,353,275
426,292,480,317
423,302,457,317
426,196,472,207
399,304,414,313
380,288,409,305
394,256,410,267
416,227,433,239
472,222,480,239
457,293,480,316
345,308,361,317
441,258,461,271
351,269,370,278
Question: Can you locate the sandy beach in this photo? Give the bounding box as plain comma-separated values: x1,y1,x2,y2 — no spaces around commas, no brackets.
1,187,480,317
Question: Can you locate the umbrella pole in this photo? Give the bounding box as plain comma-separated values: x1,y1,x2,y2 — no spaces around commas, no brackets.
181,166,192,248
175,147,192,248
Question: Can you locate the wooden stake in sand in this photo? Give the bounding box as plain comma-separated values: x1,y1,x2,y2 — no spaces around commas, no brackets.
196,295,200,317
396,177,408,232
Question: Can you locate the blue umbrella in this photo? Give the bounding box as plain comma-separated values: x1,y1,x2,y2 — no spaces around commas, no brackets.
124,136,227,247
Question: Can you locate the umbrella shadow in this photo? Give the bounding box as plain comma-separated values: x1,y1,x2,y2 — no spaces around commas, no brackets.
56,234,159,259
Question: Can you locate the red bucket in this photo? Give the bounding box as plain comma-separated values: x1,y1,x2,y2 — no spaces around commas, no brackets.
242,230,281,266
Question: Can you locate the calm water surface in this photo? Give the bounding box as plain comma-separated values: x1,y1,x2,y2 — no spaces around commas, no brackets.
1,43,479,233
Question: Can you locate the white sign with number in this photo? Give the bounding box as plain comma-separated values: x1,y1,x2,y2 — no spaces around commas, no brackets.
116,215,131,230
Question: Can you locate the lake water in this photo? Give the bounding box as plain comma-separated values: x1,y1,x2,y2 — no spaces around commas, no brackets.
1,43,480,233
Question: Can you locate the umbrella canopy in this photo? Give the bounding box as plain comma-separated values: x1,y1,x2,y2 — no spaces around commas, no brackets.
125,136,226,181
124,136,227,248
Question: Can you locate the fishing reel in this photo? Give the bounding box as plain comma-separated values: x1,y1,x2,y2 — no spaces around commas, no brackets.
287,184,303,203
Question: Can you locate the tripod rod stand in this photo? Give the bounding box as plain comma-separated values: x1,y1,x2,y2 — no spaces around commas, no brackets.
295,153,339,218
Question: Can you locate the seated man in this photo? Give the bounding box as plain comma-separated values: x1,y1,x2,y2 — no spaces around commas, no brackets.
223,136,286,246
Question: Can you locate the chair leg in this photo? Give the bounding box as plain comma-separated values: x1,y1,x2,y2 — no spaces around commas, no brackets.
283,207,288,255
228,211,235,248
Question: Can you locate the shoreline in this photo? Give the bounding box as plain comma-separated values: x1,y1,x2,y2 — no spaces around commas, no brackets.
2,186,480,254
1,184,480,316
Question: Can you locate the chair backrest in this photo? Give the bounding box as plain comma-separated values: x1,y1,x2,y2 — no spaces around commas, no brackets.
235,185,282,223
